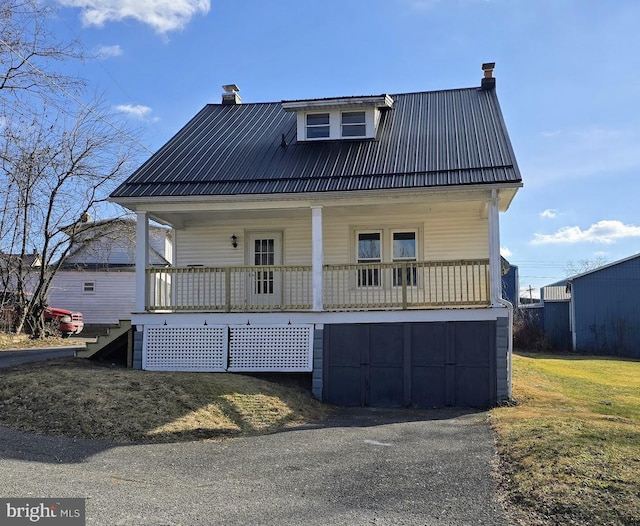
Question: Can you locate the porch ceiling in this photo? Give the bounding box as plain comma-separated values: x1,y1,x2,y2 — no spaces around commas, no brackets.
136,185,519,228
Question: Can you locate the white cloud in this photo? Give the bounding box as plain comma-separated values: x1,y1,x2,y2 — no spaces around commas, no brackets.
540,209,557,219
530,220,640,245
96,44,122,59
114,104,153,119
58,0,210,34
500,246,512,258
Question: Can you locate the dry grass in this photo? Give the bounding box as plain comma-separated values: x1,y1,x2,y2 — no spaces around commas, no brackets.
491,353,640,526
0,358,331,443
0,333,73,350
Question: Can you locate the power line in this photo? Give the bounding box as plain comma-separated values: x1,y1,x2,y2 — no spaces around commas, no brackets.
0,36,153,155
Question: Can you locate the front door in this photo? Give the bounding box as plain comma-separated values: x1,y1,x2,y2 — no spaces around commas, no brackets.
248,232,283,307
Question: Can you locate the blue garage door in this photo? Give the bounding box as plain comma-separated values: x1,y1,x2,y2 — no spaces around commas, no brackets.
323,321,496,408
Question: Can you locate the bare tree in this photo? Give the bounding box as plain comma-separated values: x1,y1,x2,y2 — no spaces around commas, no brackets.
565,255,608,277
0,0,84,105
0,101,138,336
0,2,142,336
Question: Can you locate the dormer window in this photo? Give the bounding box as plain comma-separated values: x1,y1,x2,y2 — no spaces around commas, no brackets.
341,111,366,138
306,113,330,139
282,94,394,143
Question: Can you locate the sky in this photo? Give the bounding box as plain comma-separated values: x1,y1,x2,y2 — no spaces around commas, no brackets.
48,0,640,298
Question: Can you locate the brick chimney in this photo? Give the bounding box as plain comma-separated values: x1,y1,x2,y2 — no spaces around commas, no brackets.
221,84,241,105
481,63,496,90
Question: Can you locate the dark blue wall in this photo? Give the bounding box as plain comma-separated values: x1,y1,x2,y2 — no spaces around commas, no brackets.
543,301,571,351
573,256,640,357
502,265,519,306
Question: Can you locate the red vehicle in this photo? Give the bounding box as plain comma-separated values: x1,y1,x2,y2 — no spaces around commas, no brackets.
44,307,84,337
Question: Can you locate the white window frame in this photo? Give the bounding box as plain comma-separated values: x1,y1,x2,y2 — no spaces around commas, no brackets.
296,108,378,142
83,281,96,293
391,230,418,287
341,111,367,138
352,227,421,289
356,230,382,288
305,112,330,140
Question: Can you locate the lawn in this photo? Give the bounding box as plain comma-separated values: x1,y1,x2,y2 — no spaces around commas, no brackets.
491,353,640,526
0,358,331,443
0,333,75,350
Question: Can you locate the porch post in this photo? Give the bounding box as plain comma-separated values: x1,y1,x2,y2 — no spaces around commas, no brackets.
135,211,149,312
488,189,502,304
311,206,324,311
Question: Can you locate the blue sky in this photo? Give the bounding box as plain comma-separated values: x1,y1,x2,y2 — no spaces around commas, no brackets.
51,0,640,298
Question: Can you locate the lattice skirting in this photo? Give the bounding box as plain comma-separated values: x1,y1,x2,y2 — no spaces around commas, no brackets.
143,324,313,372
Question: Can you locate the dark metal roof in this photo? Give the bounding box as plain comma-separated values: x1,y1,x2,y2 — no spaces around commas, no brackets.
111,87,522,199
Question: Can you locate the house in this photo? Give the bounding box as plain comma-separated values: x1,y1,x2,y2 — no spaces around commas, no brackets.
110,64,523,408
540,254,640,357
538,279,571,351
0,252,43,332
0,252,42,298
47,218,172,332
501,261,519,307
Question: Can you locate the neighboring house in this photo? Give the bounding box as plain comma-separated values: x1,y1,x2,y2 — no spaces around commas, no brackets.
110,64,523,408
501,261,519,307
540,254,640,357
47,218,172,329
0,252,42,332
539,280,571,351
0,252,42,297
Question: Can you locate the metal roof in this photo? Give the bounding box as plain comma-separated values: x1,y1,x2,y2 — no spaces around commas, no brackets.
111,87,522,199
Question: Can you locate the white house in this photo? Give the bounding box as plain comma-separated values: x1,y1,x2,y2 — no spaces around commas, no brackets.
109,64,523,408
47,218,171,329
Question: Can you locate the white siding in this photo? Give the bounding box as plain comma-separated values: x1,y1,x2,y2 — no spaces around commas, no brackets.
47,270,136,324
175,201,488,266
176,213,311,267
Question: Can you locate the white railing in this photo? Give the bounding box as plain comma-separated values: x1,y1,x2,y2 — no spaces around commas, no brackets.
146,259,490,312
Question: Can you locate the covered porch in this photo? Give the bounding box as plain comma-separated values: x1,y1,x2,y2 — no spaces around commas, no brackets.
132,189,509,315
145,259,490,312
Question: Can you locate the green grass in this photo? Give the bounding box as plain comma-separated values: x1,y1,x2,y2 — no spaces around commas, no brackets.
491,353,640,526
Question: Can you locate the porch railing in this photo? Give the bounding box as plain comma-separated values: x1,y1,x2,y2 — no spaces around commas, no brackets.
146,259,490,312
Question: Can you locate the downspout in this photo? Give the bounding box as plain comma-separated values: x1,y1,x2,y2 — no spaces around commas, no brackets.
489,189,514,400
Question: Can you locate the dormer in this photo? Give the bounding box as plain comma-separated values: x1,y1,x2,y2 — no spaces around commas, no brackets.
282,94,394,142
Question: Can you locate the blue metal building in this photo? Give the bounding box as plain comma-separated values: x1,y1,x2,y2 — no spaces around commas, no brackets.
501,262,519,307
566,254,640,357
540,281,571,351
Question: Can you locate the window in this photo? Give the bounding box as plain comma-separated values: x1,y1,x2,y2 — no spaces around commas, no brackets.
83,281,95,293
357,232,381,286
354,228,420,288
254,239,275,294
306,113,330,139
341,111,366,137
392,232,417,286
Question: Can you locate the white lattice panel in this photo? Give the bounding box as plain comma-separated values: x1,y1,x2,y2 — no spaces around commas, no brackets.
228,325,313,372
143,325,227,371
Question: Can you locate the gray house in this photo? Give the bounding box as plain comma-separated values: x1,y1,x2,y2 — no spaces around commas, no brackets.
110,64,523,408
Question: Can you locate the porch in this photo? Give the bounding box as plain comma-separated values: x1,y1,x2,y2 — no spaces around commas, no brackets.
145,259,490,312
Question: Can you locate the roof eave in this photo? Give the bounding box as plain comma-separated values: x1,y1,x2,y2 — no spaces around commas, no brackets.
281,94,394,112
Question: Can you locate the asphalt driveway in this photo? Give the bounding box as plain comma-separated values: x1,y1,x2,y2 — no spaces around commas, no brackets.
0,407,508,525
0,347,78,368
